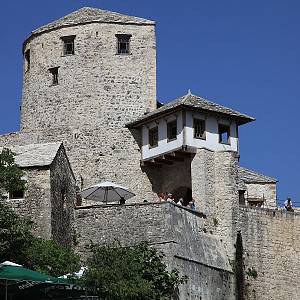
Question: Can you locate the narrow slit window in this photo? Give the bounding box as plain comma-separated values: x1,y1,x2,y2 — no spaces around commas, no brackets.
49,67,59,85
167,120,177,141
193,118,206,139
24,49,30,71
149,127,158,148
9,189,25,200
116,34,131,54
61,35,75,56
218,124,231,144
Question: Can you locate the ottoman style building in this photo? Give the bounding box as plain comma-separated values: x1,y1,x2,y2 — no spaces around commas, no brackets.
0,7,299,300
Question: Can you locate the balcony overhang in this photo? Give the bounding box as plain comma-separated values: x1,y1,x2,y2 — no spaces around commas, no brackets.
140,146,196,167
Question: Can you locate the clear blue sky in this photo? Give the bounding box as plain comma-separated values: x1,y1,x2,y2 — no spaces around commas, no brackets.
1,0,299,206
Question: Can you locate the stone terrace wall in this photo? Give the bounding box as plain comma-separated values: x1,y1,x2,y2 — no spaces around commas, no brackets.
75,202,235,300
238,207,300,300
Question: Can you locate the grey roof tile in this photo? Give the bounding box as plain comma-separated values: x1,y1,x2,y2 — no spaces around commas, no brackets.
238,166,277,184
127,92,255,128
32,7,154,35
0,142,62,168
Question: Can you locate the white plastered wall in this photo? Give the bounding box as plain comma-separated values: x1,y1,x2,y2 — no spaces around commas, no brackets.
185,111,238,152
142,112,183,159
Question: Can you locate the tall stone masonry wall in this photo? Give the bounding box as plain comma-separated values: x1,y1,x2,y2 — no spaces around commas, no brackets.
191,149,239,259
20,20,157,200
237,207,300,300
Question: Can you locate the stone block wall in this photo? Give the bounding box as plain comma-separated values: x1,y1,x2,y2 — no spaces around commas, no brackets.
17,20,157,203
191,149,239,259
75,202,234,300
244,182,277,208
6,168,52,240
237,207,300,300
50,145,76,246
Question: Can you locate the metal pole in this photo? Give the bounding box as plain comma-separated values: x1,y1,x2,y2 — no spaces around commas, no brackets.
5,280,7,300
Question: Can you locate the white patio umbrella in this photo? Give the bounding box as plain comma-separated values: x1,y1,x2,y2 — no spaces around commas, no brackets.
80,181,135,203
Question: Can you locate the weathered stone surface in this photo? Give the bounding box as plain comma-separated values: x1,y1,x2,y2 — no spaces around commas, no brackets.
50,144,76,246
237,207,300,300
17,16,157,202
191,149,239,259
4,144,76,246
0,142,62,167
0,7,298,300
75,201,234,299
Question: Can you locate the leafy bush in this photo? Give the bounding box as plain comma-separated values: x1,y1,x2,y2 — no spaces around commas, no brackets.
83,241,187,300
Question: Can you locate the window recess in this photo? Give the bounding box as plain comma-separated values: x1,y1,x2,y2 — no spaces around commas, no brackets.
49,67,59,86
61,35,76,56
167,120,177,142
115,34,131,54
149,127,158,148
24,49,30,71
193,118,206,139
218,123,231,144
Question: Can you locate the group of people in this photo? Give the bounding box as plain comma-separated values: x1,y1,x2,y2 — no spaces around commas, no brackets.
158,192,196,211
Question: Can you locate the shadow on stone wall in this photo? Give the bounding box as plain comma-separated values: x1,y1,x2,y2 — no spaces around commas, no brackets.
236,230,245,300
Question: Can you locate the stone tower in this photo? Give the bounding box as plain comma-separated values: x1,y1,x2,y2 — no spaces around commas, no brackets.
21,7,157,198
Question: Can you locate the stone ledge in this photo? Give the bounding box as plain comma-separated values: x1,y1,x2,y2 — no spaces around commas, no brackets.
75,200,207,218
239,205,300,218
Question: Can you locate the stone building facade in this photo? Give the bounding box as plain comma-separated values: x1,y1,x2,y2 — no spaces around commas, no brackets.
19,7,157,202
0,6,299,300
1,142,76,246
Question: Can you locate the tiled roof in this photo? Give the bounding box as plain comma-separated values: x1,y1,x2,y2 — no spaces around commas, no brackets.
32,7,154,36
0,142,62,168
238,166,277,184
127,92,255,128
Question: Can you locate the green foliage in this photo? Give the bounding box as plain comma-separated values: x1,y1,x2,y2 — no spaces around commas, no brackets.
0,148,26,197
0,202,80,277
0,202,34,263
83,241,187,300
25,239,80,277
246,267,258,279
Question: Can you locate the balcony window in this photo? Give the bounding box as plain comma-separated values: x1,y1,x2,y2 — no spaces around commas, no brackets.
149,127,158,148
193,118,206,139
219,124,230,144
167,120,177,142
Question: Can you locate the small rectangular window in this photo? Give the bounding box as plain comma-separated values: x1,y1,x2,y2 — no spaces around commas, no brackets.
149,127,158,148
9,189,25,200
61,35,75,55
24,49,30,71
167,120,177,141
116,34,131,54
193,118,206,139
219,124,230,144
49,67,59,85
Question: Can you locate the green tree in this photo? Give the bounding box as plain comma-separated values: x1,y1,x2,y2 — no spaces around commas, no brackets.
0,202,80,276
0,201,34,263
83,242,187,300
0,148,26,198
26,238,80,277
0,148,80,276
